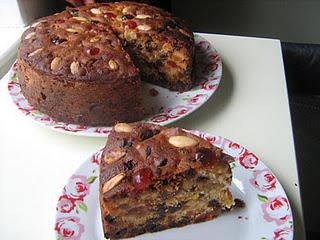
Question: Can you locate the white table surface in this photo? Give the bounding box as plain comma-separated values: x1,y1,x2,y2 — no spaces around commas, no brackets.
0,33,305,240
0,27,24,78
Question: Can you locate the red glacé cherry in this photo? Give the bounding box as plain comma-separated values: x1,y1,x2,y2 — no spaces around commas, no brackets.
195,148,217,166
124,21,137,30
132,168,153,191
104,12,116,19
86,47,100,55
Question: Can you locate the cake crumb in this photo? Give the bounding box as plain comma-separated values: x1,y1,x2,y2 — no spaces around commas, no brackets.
149,88,159,97
234,198,245,208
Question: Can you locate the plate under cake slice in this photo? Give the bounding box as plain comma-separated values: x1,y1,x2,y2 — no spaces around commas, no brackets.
99,123,235,239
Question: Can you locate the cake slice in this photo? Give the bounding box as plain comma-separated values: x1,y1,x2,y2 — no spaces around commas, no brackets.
99,123,235,239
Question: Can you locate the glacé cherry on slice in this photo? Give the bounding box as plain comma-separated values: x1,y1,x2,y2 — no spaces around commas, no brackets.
132,168,153,190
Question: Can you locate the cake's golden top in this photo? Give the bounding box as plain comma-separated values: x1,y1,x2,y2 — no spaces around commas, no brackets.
19,1,194,87
100,123,233,199
19,8,137,83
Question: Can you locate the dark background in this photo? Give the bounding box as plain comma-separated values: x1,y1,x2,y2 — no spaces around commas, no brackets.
171,0,320,44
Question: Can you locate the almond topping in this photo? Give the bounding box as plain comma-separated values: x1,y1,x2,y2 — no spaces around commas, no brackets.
168,135,199,148
104,149,126,164
72,16,88,22
114,123,132,133
136,14,151,19
66,28,82,33
89,36,101,43
25,32,36,40
70,61,80,74
31,20,45,28
179,28,191,36
28,48,43,57
102,173,125,193
135,143,142,150
122,7,133,14
137,24,151,31
108,59,118,70
90,8,102,15
50,57,62,71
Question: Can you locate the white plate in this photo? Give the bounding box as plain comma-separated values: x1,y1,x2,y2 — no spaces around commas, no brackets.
54,131,294,240
8,34,222,137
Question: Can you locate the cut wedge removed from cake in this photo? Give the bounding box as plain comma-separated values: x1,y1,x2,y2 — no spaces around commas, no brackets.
100,123,236,239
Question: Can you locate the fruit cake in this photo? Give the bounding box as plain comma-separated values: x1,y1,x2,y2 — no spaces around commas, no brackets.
17,2,194,126
100,123,235,239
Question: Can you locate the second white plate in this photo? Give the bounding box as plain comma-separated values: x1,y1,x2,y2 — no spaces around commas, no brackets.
54,131,294,240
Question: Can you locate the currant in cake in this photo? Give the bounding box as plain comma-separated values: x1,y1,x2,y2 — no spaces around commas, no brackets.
17,2,194,126
100,123,235,239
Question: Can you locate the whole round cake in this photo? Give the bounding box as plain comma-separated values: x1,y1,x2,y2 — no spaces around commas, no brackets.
17,1,195,126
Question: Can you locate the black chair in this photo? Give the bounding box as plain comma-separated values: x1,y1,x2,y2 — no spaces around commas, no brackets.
282,42,320,240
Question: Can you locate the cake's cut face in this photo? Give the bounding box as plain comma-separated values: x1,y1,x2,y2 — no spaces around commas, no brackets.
68,1,195,91
17,2,194,126
96,1,195,91
100,123,235,239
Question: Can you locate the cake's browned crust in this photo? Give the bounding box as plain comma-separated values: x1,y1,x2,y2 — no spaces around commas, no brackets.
17,59,143,125
17,2,194,125
100,123,235,239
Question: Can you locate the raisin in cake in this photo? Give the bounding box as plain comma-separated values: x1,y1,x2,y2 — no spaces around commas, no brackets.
17,2,194,126
100,123,235,239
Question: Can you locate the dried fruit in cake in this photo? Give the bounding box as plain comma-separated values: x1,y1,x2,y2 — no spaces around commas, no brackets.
17,2,194,126
100,123,237,239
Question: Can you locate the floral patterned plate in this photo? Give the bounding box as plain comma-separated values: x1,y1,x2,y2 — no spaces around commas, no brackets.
8,34,222,137
55,131,293,240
